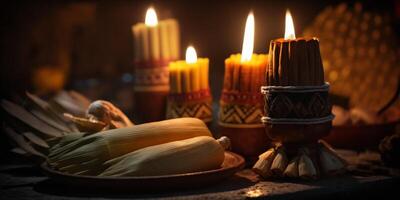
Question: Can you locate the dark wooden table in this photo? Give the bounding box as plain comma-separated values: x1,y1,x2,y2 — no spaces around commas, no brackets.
1,150,399,200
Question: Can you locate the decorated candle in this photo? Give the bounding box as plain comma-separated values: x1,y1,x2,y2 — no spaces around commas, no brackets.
218,12,269,161
266,10,324,86
169,46,209,94
255,10,343,180
131,7,181,123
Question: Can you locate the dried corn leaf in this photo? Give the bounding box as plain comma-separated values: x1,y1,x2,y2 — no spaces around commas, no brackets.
26,92,50,112
53,91,87,116
11,147,28,155
30,108,71,132
26,92,66,122
3,126,46,159
26,92,79,132
23,132,49,148
1,100,63,138
68,90,91,109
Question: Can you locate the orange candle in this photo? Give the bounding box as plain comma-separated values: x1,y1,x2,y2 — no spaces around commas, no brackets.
223,12,268,93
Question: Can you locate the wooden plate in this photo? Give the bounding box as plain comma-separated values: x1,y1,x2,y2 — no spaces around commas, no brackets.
41,151,245,191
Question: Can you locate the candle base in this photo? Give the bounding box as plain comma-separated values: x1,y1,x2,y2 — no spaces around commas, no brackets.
133,61,170,123
134,90,168,123
218,125,268,165
166,89,212,123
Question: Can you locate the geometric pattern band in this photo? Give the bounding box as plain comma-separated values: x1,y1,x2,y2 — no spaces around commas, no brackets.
166,98,212,123
218,90,264,128
261,83,334,125
135,66,169,86
218,101,264,128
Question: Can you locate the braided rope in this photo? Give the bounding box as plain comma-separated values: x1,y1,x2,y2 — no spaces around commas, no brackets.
261,114,335,125
261,83,330,94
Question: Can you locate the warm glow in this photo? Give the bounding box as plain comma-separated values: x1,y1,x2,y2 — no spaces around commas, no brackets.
185,46,197,64
145,7,158,26
284,10,296,40
241,12,254,62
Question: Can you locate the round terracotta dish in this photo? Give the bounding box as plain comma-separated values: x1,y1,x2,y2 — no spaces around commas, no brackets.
41,151,245,191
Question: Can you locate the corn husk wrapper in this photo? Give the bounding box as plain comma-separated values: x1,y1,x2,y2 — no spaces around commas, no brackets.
319,140,347,175
270,147,288,176
47,118,212,175
283,156,300,178
298,148,318,180
100,136,225,177
252,148,276,178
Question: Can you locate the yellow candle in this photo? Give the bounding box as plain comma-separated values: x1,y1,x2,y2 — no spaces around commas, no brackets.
181,61,191,93
186,46,199,91
223,59,232,91
140,24,150,61
168,46,209,94
168,19,180,60
199,58,209,90
132,26,142,61
145,7,160,60
176,65,182,93
159,21,171,60
169,63,176,93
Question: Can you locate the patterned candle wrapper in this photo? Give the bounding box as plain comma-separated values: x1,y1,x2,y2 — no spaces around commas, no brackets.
133,60,172,123
261,83,334,125
134,60,172,92
166,89,212,123
218,90,265,128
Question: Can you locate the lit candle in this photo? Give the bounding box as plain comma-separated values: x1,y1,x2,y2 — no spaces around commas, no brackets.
131,7,181,123
132,7,180,63
145,7,160,61
168,46,209,94
267,10,324,86
223,12,268,93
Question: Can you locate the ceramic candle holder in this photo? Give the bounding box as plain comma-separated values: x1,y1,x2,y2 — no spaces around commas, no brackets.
166,89,212,123
253,83,347,180
218,90,270,164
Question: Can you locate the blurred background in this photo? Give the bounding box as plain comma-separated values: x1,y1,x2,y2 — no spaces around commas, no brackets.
1,0,399,116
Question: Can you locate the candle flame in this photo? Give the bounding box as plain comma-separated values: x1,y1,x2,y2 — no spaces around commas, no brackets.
284,10,296,40
145,7,158,26
186,46,197,64
241,12,254,62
